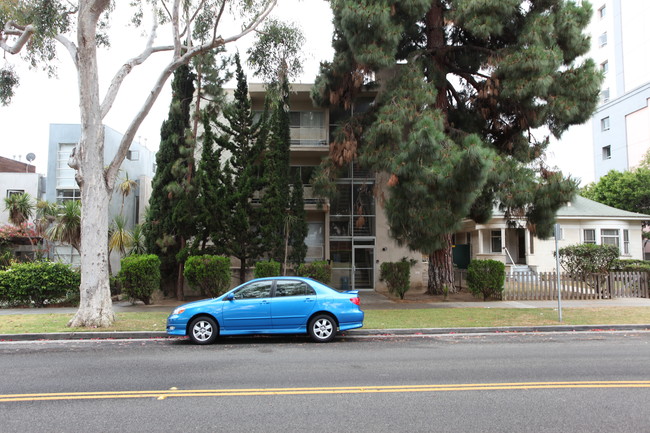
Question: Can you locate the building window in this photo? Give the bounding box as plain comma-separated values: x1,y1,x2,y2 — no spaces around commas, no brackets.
601,229,620,250
599,32,607,47
584,229,596,244
602,145,611,160
491,230,502,253
599,5,606,19
600,88,610,104
623,229,629,255
600,117,610,131
57,143,77,188
127,150,139,161
289,111,326,146
56,188,81,203
6,189,24,197
600,60,608,74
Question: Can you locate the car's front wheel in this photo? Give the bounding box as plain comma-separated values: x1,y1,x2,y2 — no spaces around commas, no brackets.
188,316,219,345
308,314,337,343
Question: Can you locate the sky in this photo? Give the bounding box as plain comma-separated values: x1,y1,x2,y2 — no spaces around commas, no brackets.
0,0,595,185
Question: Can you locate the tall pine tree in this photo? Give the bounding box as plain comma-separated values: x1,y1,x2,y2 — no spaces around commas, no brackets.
313,0,601,294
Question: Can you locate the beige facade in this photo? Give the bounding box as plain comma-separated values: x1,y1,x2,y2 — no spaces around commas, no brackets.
455,196,648,273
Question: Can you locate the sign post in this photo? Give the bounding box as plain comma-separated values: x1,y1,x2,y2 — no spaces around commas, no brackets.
554,223,563,322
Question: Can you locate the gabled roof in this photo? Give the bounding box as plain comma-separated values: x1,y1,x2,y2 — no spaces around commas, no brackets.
555,195,649,220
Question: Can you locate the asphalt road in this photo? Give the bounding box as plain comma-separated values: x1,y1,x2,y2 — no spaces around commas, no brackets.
2,332,650,432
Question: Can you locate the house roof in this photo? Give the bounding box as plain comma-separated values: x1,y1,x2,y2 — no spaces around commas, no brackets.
555,195,649,220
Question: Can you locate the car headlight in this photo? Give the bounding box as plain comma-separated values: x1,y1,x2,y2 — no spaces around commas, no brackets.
172,307,186,315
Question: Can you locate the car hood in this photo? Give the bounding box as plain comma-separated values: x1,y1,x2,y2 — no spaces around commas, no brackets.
177,298,219,311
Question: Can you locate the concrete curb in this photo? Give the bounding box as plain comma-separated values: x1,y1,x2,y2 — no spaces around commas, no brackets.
1,324,649,342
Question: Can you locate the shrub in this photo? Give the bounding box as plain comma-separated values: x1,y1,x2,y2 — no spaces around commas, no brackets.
557,243,619,279
611,259,650,272
118,254,160,305
0,261,80,307
184,255,232,297
380,260,411,299
295,261,332,284
466,259,505,301
254,260,281,278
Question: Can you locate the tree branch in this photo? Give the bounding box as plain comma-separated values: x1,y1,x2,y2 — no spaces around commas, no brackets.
1,21,35,55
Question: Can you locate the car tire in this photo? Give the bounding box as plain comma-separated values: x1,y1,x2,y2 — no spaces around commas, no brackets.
308,314,337,343
188,316,219,345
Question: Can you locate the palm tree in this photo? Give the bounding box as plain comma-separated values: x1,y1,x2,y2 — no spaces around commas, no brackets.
4,193,33,227
129,224,147,255
108,215,133,257
35,200,57,236
117,172,138,216
46,200,81,254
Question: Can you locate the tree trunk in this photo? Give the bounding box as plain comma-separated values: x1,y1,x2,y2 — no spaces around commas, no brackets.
426,234,455,295
176,236,185,301
68,0,115,328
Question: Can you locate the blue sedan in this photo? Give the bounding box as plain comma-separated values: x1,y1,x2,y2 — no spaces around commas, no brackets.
167,277,364,344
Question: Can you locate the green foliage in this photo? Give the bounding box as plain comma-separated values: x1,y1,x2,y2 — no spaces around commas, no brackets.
581,167,650,220
254,260,281,278
316,0,600,293
557,244,620,279
467,259,506,301
0,261,80,307
247,18,305,89
0,66,19,106
295,261,332,284
184,255,232,297
46,200,81,253
4,192,34,227
380,260,411,300
143,65,196,295
610,259,650,273
214,53,268,282
117,254,161,305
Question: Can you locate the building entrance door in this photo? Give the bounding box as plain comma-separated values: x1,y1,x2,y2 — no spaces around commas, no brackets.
353,246,374,290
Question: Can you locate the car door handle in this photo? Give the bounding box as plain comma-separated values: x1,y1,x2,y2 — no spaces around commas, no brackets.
305,298,314,303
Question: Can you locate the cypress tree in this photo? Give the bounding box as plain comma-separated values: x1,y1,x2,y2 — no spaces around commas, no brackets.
260,78,292,264
143,64,195,299
216,54,267,283
313,0,601,294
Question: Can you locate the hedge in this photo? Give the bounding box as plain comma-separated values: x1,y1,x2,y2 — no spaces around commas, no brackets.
184,255,232,297
466,259,505,301
380,261,411,299
0,261,80,307
295,261,332,284
254,260,281,278
118,254,161,305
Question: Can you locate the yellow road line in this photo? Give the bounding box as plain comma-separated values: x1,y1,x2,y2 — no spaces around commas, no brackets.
2,381,649,403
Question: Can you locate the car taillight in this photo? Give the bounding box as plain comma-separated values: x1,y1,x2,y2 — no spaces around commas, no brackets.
350,297,360,306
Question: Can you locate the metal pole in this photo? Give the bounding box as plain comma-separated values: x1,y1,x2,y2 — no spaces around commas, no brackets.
554,223,563,322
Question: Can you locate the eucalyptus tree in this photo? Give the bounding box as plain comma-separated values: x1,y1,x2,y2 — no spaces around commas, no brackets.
313,0,601,294
0,0,277,326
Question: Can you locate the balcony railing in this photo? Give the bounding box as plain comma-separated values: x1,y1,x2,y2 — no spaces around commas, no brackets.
290,126,327,146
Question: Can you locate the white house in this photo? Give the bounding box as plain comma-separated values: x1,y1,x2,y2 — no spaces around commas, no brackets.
454,195,648,273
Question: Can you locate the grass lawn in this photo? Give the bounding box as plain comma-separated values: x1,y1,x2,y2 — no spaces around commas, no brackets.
0,307,649,334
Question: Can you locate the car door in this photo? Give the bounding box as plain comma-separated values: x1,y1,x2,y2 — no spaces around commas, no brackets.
221,280,273,331
270,280,317,330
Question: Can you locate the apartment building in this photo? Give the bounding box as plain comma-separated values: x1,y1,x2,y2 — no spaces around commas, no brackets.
46,124,156,267
590,0,650,178
247,84,427,291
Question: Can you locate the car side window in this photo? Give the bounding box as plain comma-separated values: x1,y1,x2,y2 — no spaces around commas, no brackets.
233,281,273,299
275,280,316,297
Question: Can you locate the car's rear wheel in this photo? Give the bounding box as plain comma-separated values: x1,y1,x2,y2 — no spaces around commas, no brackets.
308,314,336,343
188,316,218,345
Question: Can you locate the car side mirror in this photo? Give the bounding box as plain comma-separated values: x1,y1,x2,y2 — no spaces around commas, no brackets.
226,293,234,301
